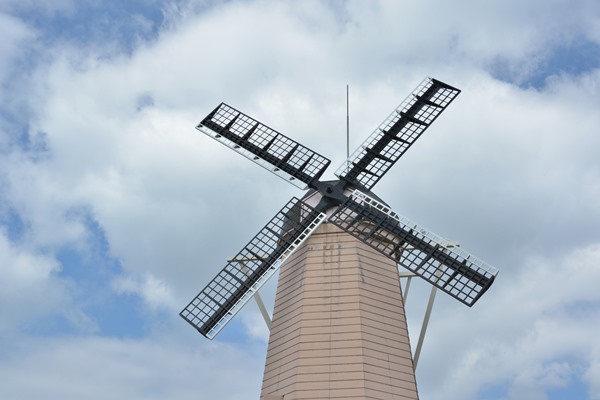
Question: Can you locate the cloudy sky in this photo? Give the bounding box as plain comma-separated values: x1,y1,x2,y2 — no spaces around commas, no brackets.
1,0,599,399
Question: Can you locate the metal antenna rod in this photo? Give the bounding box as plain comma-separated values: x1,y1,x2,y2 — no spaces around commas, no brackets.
346,84,350,160
345,84,350,174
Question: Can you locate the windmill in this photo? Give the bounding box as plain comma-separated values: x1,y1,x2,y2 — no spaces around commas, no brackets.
180,77,498,399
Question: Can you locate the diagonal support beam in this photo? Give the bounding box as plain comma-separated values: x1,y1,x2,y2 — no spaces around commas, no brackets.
231,256,272,331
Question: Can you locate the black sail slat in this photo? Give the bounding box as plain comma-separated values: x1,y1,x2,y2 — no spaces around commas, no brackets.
335,78,461,191
328,194,498,307
197,103,330,189
180,197,325,339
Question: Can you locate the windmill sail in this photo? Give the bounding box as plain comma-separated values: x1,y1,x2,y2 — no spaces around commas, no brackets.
180,197,326,339
328,190,498,306
182,77,498,342
198,103,330,189
335,78,460,191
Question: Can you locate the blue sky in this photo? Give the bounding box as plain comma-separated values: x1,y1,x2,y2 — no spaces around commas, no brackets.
1,1,600,399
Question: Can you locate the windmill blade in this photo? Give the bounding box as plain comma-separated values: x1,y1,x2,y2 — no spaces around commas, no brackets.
180,197,327,339
198,103,331,189
335,77,460,191
328,190,498,306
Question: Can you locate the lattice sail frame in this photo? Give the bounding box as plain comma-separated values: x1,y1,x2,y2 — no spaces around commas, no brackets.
198,103,330,189
335,77,460,191
182,77,498,340
328,190,498,306
180,197,326,339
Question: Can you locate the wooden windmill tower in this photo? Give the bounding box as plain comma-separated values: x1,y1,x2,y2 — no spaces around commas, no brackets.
180,78,498,399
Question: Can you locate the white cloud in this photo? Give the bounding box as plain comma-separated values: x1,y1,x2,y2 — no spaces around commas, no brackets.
0,12,36,147
415,242,600,399
0,0,75,15
112,272,177,312
0,334,266,400
585,348,600,399
1,1,600,399
0,231,71,333
0,13,33,81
